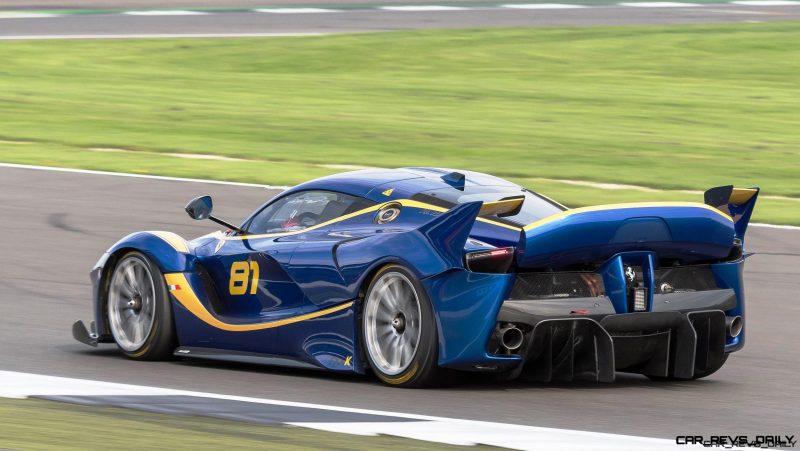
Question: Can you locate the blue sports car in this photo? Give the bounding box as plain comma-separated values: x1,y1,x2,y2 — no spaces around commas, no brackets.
73,168,758,387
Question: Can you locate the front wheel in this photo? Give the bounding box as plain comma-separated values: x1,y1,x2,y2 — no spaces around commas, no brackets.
361,265,445,388
107,251,176,360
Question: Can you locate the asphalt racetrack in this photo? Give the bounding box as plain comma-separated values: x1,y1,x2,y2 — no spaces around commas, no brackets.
0,164,798,440
2,5,800,39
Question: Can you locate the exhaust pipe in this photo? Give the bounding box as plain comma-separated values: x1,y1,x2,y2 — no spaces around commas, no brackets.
496,324,524,351
726,315,743,338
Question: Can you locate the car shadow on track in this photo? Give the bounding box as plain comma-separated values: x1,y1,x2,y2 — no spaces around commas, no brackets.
66,345,719,391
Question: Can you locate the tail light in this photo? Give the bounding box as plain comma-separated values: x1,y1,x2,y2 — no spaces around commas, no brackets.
465,247,514,273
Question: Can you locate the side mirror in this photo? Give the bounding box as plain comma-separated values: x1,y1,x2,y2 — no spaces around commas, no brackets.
184,195,247,235
185,195,213,220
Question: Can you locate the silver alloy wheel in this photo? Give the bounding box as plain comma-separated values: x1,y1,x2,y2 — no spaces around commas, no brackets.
364,271,422,376
108,256,156,352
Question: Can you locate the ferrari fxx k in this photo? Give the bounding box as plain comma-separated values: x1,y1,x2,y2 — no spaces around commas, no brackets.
73,168,757,387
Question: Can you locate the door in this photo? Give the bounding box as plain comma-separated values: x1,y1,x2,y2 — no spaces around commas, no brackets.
195,190,374,327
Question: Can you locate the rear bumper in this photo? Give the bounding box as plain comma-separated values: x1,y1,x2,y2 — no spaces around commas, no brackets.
493,289,738,381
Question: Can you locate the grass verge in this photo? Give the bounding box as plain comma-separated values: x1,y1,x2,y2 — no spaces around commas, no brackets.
0,397,483,450
0,23,797,223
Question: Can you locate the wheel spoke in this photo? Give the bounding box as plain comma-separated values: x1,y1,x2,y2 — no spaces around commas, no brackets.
379,328,394,342
396,284,413,311
376,307,394,324
114,276,134,298
134,265,147,291
392,337,403,368
380,283,398,311
124,264,136,290
123,316,135,341
135,321,145,344
401,339,413,367
388,279,403,307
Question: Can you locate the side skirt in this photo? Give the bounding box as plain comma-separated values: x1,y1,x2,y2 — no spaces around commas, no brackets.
173,346,325,371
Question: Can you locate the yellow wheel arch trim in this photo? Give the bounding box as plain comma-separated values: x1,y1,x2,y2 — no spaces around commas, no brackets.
149,231,189,253
164,273,354,332
522,201,733,232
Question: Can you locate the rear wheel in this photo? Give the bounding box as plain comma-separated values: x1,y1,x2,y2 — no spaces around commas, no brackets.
362,265,444,388
107,251,176,360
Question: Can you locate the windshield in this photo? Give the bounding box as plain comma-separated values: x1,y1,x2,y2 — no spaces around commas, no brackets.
245,190,375,234
412,186,565,226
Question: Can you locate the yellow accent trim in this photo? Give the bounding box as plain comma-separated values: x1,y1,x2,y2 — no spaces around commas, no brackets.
395,199,521,231
479,197,524,217
164,273,354,332
228,261,250,295
522,202,733,232
382,188,394,196
729,188,758,205
149,231,189,253
249,260,259,295
221,203,385,240
382,362,418,385
220,198,521,241
344,355,352,366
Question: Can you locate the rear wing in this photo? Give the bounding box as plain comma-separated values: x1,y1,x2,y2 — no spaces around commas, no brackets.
479,196,524,217
703,186,759,239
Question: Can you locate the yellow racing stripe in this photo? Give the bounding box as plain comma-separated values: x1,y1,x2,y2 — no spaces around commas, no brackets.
149,231,189,253
220,198,521,240
164,273,353,332
522,202,733,232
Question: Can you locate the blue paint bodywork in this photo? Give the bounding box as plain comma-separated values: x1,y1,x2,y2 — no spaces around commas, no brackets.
87,168,756,374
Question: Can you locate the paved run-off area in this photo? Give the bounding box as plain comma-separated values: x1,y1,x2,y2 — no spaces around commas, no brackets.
1,2,800,37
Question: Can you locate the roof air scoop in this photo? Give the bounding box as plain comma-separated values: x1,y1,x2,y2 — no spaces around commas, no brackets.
441,171,465,191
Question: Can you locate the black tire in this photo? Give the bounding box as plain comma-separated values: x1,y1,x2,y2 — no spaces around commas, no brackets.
361,265,447,388
646,353,729,381
106,251,177,360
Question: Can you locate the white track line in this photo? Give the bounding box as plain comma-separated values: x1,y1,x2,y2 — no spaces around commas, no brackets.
254,8,339,13
0,370,683,451
751,222,800,230
0,33,323,40
0,162,288,189
124,10,209,16
379,5,468,11
0,12,58,18
618,2,700,6
501,3,587,8
0,162,797,229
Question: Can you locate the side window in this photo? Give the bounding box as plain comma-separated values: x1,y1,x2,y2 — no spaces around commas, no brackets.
246,191,374,234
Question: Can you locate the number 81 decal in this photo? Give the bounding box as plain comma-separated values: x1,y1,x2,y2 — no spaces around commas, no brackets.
229,260,259,295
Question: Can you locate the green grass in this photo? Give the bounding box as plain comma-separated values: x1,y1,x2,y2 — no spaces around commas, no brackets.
0,397,484,450
0,23,798,223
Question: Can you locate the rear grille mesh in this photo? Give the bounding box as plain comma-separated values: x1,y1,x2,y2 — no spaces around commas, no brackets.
654,265,718,293
509,265,717,302
510,272,605,300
